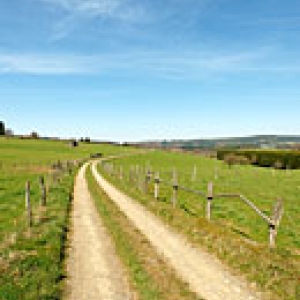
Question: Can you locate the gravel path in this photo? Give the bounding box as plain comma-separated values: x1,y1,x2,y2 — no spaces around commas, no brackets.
65,163,132,300
92,161,263,300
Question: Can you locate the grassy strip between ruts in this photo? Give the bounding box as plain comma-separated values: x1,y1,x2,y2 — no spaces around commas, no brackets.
86,165,203,300
0,170,75,300
97,157,300,300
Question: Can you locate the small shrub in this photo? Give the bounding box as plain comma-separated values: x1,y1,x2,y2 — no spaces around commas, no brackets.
274,160,283,170
224,153,250,167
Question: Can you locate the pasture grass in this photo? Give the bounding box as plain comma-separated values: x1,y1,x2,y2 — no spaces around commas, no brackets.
98,150,300,300
0,137,132,300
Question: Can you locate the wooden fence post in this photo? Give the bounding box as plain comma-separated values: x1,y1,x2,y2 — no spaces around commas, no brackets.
136,166,143,192
119,166,123,180
111,163,114,176
154,172,160,200
66,161,72,174
25,181,33,227
129,166,134,183
214,167,218,180
39,176,47,207
269,223,276,249
144,169,151,194
191,165,197,181
172,169,178,208
206,182,213,220
269,198,284,248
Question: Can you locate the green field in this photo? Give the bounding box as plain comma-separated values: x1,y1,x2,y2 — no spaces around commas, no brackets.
98,150,300,300
1,137,299,300
0,137,132,300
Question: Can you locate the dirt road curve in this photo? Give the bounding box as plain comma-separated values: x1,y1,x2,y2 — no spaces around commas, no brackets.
65,163,132,300
91,161,262,300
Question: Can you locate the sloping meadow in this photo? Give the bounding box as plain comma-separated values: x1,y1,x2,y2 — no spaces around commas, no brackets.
98,150,300,300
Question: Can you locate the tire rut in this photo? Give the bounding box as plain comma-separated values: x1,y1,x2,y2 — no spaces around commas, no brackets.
91,161,263,300
65,163,132,300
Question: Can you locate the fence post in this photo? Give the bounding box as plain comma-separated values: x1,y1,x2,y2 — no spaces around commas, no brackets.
144,169,151,194
191,165,197,181
119,166,123,180
66,161,72,174
111,163,115,177
136,166,143,192
269,198,284,248
154,172,160,199
25,181,33,228
39,176,47,207
214,167,218,180
269,223,276,249
129,166,134,183
206,182,213,220
172,169,178,208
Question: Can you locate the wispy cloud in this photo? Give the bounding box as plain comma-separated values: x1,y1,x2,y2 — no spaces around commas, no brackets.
36,0,210,41
0,53,99,75
36,0,145,40
39,0,142,20
1,49,299,77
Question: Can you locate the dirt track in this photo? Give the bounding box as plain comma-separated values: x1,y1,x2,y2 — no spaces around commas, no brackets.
91,161,262,300
65,163,131,300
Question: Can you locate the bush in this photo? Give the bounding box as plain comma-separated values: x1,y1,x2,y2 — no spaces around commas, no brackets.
223,153,250,167
274,160,283,169
217,149,300,169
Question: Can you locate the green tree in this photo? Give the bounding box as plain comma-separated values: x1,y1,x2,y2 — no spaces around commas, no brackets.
0,121,5,135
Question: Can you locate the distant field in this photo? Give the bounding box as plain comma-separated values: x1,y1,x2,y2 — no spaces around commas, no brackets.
0,137,132,300
0,137,129,167
98,150,300,300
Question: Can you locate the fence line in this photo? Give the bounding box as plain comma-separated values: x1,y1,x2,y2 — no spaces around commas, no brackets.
23,159,81,234
101,160,284,248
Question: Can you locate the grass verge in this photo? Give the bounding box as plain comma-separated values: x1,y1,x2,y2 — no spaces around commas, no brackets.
86,165,203,300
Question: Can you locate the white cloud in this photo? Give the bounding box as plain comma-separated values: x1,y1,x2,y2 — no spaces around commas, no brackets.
1,49,299,77
0,53,98,75
35,0,145,40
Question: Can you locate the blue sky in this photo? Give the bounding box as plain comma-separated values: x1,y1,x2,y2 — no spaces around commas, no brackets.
0,0,300,141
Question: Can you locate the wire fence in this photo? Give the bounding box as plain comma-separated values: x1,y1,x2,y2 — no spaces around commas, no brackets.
100,160,285,248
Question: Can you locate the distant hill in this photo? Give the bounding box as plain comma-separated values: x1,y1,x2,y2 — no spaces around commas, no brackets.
135,135,300,150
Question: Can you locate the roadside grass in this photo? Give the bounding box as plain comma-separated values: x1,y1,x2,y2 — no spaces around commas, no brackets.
0,171,74,300
0,137,133,300
98,151,300,300
86,165,202,300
